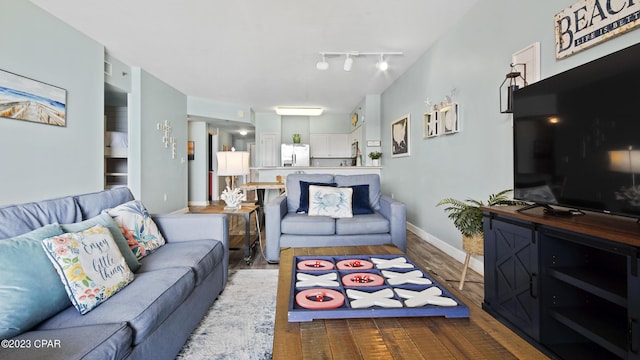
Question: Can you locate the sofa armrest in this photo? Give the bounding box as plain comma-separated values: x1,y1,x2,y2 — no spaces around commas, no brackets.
378,195,407,252
152,213,229,283
265,195,288,263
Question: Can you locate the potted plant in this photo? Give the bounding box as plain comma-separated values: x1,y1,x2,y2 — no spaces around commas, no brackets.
368,151,382,166
437,189,526,289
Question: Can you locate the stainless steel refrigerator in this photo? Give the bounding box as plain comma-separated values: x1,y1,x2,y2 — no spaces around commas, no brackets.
281,144,310,167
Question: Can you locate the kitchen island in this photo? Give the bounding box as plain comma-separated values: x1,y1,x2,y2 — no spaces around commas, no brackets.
254,166,381,182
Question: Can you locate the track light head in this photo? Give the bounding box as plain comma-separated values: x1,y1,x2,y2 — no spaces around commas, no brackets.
376,54,389,71
316,54,329,70
343,55,353,72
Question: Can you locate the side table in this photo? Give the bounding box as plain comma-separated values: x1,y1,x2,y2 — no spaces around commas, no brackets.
191,201,259,264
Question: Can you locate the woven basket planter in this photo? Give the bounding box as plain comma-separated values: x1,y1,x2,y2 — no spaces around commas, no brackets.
462,234,484,256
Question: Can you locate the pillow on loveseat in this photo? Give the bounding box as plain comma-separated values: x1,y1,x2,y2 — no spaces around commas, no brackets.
0,224,71,340
296,181,337,213
41,224,135,314
107,200,165,260
308,185,353,218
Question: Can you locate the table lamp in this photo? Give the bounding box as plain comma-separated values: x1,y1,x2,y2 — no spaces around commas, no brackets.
216,150,250,210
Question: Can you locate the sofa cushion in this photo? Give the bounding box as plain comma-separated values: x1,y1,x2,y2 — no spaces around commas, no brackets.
0,224,70,340
41,224,135,314
0,196,81,239
281,213,335,235
37,267,195,346
335,213,390,235
107,200,166,260
74,187,134,220
286,174,335,213
308,185,353,218
62,212,141,273
136,240,224,286
1,323,133,360
334,174,382,210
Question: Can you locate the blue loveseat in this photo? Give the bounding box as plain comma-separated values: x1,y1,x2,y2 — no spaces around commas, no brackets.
265,173,406,262
0,188,228,360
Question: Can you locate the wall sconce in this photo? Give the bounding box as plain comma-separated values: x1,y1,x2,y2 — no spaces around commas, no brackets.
499,63,527,113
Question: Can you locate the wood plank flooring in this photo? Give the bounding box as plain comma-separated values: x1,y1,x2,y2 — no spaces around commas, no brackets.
223,214,484,308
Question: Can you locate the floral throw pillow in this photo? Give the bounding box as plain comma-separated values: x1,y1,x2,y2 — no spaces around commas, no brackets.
41,224,135,314
308,185,353,218
107,200,166,260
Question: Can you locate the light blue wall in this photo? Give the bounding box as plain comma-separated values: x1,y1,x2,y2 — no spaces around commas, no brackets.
0,0,104,205
380,0,640,255
131,69,188,213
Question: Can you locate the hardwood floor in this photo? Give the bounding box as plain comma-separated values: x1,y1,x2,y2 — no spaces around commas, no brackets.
224,214,484,308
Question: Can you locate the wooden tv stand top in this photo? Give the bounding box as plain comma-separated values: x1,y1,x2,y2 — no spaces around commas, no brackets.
482,206,640,249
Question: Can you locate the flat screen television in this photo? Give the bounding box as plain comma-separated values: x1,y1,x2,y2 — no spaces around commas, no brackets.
513,42,640,218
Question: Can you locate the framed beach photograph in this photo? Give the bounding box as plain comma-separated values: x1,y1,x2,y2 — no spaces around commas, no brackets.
0,69,67,127
391,114,410,157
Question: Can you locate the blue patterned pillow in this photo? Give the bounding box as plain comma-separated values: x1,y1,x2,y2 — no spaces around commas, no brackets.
308,185,353,218
107,200,165,260
297,181,337,213
0,224,70,340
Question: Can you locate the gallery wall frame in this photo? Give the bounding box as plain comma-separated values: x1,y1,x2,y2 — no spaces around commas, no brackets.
0,69,67,127
391,114,410,157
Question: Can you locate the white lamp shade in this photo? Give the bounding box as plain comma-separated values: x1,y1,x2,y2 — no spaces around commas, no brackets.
216,151,250,176
608,149,640,173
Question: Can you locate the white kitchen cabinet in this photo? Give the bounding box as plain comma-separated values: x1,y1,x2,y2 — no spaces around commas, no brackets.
310,133,350,158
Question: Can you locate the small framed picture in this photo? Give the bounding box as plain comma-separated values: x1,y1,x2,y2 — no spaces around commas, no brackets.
423,111,439,138
439,103,459,134
188,141,195,160
391,114,410,157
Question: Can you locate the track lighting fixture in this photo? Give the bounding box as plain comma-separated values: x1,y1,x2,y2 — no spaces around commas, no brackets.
376,54,389,71
343,55,354,71
316,54,329,70
315,51,402,72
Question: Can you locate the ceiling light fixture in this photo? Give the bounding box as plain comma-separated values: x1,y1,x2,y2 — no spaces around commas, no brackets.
316,53,329,70
239,130,248,136
376,54,389,71
275,106,324,116
343,54,354,71
316,51,402,72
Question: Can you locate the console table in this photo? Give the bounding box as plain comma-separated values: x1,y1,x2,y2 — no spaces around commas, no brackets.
482,206,640,360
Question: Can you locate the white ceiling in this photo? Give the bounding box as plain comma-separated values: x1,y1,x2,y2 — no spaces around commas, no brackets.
30,0,479,118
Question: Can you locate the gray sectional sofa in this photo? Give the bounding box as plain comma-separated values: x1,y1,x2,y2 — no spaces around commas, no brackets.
265,173,406,262
0,187,228,360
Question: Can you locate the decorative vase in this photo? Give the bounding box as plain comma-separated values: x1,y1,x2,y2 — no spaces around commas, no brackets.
372,159,380,166
292,134,301,143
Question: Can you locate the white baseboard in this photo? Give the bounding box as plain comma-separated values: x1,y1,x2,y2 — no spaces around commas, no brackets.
406,222,484,276
188,201,209,207
172,207,190,214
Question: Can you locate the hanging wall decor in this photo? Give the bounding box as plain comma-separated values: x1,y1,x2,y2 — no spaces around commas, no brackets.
423,95,459,138
0,69,67,127
391,114,410,157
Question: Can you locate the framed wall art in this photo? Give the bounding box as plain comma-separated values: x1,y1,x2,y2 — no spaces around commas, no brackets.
440,103,458,135
391,114,410,157
0,69,67,127
423,111,439,138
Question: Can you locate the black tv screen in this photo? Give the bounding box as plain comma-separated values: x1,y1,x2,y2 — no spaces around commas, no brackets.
513,42,640,218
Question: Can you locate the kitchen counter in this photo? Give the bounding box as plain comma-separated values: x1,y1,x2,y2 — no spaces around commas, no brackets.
254,166,381,182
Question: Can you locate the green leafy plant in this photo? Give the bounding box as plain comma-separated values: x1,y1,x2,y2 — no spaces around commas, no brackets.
436,189,527,237
368,151,382,160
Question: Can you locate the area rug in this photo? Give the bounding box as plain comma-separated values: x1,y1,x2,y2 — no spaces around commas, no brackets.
176,269,279,360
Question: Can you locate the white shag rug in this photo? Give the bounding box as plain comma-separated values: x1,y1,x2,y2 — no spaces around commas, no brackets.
176,269,278,360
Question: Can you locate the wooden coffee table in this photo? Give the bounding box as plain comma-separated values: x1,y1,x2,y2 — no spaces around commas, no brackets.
273,245,549,359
